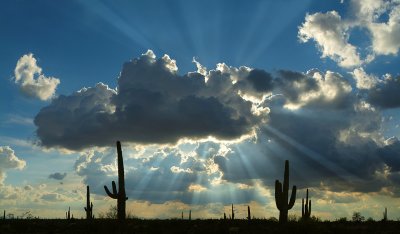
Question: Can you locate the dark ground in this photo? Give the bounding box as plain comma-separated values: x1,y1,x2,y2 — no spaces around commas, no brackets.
0,219,399,234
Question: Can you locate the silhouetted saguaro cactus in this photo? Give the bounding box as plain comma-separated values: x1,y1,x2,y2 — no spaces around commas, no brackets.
231,204,235,220
3,210,5,220
383,207,387,221
66,207,71,220
104,141,128,220
189,210,191,220
301,188,311,220
247,206,251,221
224,212,226,220
275,160,297,223
84,185,93,220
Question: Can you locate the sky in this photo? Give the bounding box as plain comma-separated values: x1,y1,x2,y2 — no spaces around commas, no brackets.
1,0,400,220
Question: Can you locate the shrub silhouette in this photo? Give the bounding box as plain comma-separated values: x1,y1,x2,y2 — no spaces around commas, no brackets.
104,141,128,221
352,212,365,222
275,160,297,223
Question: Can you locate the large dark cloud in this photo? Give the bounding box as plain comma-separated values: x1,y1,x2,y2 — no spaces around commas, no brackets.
212,70,400,195
368,75,400,108
35,51,266,150
35,50,400,199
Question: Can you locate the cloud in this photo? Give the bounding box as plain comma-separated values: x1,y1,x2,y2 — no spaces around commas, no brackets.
276,69,353,109
350,68,379,90
211,70,400,195
0,146,26,183
31,49,400,201
48,172,67,180
74,143,268,204
14,54,60,101
40,193,66,202
35,50,267,150
298,0,400,68
367,74,400,108
355,0,400,56
298,11,362,68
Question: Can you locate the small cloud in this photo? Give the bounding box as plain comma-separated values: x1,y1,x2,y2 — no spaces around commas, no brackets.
0,146,26,183
14,53,60,101
40,193,65,202
350,68,379,90
48,172,67,180
188,184,207,192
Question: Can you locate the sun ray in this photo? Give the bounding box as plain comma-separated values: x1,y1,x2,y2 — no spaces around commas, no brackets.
262,125,364,183
77,1,155,50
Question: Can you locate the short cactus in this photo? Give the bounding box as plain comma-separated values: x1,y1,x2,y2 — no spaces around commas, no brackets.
301,188,311,220
189,210,191,220
104,141,128,220
84,185,93,219
275,160,297,223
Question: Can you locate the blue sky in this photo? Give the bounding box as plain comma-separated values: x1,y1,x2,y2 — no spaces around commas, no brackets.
1,0,400,220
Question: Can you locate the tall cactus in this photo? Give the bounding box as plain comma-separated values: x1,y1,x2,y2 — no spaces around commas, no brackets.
247,206,251,221
301,188,311,220
383,207,387,221
66,207,71,220
231,204,235,220
84,185,93,219
104,141,128,220
275,160,297,223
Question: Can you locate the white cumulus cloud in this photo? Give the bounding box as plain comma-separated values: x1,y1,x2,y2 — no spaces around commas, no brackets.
350,68,379,90
299,0,400,68
298,11,362,68
14,54,60,101
0,146,26,183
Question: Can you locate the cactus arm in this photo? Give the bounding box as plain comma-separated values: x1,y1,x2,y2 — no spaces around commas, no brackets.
111,181,118,195
308,200,311,216
275,180,282,210
104,184,118,199
288,185,296,209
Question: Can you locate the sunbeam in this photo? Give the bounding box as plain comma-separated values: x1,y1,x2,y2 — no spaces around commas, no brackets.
262,125,364,183
77,1,155,50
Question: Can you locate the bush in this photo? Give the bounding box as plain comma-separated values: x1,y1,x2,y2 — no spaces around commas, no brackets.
352,212,365,222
